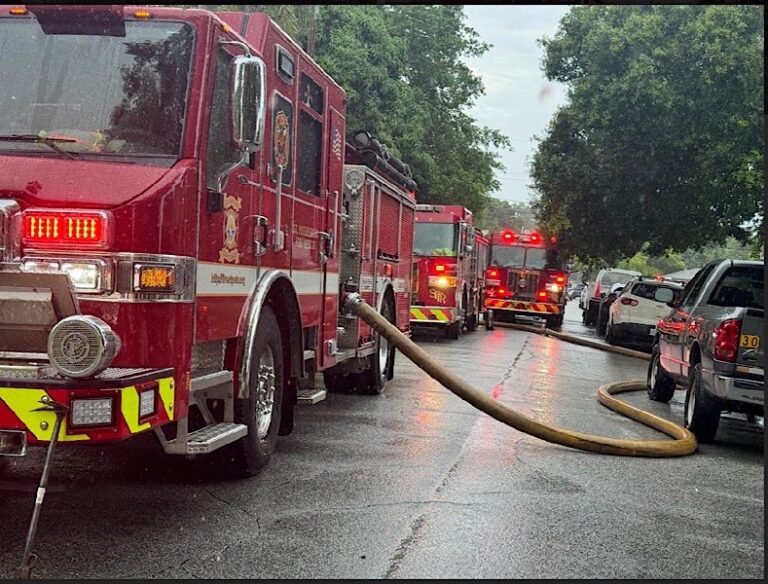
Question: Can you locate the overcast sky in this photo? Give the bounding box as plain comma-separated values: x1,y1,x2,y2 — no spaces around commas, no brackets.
462,5,572,205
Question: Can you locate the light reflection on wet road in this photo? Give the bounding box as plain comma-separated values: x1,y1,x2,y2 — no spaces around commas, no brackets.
0,302,762,578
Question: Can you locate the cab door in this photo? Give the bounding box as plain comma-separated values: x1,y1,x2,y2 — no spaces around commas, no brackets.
195,34,256,343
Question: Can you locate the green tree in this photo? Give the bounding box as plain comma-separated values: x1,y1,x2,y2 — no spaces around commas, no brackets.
475,199,538,233
531,5,764,265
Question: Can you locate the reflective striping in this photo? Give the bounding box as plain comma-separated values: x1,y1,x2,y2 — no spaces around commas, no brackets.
120,386,152,434
0,388,89,442
158,377,175,421
484,300,562,314
410,307,454,322
196,261,339,297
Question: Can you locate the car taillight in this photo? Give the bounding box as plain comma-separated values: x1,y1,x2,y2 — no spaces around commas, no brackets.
620,298,639,306
714,319,742,362
22,209,111,249
593,281,601,297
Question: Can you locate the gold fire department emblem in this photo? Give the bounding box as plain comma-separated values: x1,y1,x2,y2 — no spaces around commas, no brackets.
219,195,242,264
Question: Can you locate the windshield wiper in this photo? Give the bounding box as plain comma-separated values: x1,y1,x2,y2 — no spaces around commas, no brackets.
0,134,80,160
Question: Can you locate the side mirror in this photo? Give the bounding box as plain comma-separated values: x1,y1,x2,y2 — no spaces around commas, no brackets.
231,55,265,152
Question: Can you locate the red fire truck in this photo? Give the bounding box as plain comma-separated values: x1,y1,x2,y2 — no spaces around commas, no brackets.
0,5,416,478
483,228,567,330
410,204,488,338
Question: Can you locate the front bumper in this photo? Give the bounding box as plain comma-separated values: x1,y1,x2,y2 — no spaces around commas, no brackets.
484,299,562,316
0,367,175,451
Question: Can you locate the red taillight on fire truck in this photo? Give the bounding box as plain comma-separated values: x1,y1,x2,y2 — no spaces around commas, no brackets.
488,269,498,278
22,209,111,249
434,263,446,273
536,290,548,300
714,319,741,362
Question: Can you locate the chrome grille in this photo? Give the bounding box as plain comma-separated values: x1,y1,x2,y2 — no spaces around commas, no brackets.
508,270,540,301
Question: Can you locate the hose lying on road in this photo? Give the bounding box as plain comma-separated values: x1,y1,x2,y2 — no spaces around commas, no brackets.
344,294,696,457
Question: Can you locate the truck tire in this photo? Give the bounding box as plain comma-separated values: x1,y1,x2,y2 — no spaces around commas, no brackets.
684,362,721,443
647,343,676,402
219,305,284,478
545,314,563,330
357,298,395,395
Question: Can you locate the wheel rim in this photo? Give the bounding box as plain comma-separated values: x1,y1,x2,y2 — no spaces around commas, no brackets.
377,327,389,378
255,346,276,439
650,356,658,389
685,381,696,427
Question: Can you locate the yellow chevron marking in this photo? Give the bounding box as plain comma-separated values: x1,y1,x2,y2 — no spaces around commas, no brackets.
410,308,428,320
120,387,152,434
158,377,175,421
432,309,451,322
0,388,89,442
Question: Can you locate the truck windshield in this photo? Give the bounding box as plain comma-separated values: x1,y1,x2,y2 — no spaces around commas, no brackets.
414,223,457,256
490,246,547,269
0,19,194,158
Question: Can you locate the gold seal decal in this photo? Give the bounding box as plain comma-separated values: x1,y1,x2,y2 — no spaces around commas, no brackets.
219,195,242,263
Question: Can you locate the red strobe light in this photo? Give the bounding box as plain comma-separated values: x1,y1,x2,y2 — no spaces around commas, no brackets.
23,209,111,249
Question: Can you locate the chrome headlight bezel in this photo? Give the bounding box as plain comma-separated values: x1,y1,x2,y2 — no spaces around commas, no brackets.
20,257,112,294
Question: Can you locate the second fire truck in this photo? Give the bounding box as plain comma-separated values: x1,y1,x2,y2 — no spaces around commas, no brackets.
410,205,488,338
483,228,568,329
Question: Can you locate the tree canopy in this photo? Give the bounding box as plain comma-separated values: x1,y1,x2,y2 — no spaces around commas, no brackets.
530,5,764,265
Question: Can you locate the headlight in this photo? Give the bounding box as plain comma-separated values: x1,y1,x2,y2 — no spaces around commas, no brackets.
545,283,562,293
21,258,111,293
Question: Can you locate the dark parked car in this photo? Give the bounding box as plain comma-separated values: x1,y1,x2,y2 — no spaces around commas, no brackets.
647,259,764,442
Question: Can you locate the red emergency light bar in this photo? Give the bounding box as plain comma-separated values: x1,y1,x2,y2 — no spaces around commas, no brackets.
434,263,446,273
22,209,112,249
528,232,541,244
488,269,499,278
502,231,515,242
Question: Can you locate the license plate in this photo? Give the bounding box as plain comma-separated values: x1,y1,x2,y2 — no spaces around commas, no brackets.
648,326,656,336
740,335,760,349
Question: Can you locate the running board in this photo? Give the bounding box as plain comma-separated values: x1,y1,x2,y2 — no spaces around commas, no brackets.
298,388,327,404
159,422,247,455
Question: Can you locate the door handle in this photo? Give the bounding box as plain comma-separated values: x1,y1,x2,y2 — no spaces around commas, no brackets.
318,229,334,264
243,214,269,257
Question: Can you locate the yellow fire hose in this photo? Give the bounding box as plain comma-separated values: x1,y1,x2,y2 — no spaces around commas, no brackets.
345,295,697,457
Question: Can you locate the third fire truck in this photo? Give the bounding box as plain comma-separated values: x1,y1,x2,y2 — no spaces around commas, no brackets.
410,205,488,338
0,5,416,478
483,228,568,329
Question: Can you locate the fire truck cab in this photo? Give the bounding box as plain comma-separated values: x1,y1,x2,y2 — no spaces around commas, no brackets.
483,228,567,329
410,204,486,339
0,5,415,477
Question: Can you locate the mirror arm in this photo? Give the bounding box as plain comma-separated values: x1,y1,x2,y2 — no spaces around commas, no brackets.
218,39,252,57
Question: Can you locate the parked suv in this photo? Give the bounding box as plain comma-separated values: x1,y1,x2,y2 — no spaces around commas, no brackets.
581,268,641,326
647,259,764,442
606,277,684,348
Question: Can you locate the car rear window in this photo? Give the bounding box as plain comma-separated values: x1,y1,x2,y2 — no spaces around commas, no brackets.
708,266,764,309
630,282,677,301
600,272,634,287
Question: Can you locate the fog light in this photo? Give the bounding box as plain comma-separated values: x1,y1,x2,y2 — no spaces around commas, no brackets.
71,397,114,427
139,388,156,418
48,315,121,378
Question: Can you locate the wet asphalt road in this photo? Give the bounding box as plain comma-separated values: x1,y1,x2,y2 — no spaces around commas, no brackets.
0,301,763,579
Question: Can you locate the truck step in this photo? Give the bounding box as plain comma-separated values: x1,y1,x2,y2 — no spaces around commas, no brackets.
182,422,247,454
297,388,327,404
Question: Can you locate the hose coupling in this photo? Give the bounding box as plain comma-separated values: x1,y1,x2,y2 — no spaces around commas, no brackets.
342,292,364,316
